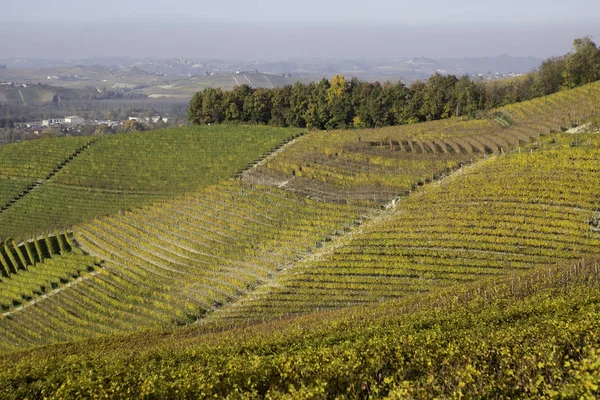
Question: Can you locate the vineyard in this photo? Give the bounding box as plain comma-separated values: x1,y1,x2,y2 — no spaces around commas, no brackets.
2,256,600,398
244,81,600,203
0,181,368,350
209,132,600,322
1,81,600,397
0,125,299,241
0,136,94,210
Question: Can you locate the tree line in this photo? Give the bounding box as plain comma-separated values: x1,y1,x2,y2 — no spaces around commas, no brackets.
188,37,600,129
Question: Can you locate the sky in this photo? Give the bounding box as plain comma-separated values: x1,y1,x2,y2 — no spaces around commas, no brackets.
2,0,600,60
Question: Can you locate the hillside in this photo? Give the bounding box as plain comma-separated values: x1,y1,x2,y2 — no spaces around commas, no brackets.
244,81,600,203
1,255,599,398
1,82,600,397
0,84,598,350
0,182,369,350
215,132,600,322
0,84,97,106
0,125,300,241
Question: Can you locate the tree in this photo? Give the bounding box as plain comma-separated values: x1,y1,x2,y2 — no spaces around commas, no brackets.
122,119,145,132
187,92,203,124
326,75,348,104
304,79,331,130
288,82,309,128
271,85,292,126
224,84,253,122
326,75,352,129
534,56,566,96
94,125,113,136
43,127,61,138
389,81,412,124
250,88,273,124
201,88,224,124
564,36,600,88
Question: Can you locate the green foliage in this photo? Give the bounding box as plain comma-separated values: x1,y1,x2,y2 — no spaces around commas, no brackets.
53,125,298,192
0,136,91,179
0,251,100,311
0,183,170,241
187,38,600,130
0,178,32,207
564,36,600,88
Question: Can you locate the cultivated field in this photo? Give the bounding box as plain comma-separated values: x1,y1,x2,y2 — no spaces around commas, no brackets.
1,81,600,398
0,125,299,241
217,133,600,322
244,81,600,203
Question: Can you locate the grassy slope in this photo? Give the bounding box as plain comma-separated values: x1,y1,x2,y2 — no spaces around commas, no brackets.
0,136,94,222
0,125,300,240
52,126,301,192
0,136,91,180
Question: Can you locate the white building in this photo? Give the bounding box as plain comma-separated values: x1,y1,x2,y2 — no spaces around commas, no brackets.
42,118,65,126
64,116,85,125
42,116,84,126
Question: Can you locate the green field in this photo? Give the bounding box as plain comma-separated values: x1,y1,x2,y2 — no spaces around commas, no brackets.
0,181,368,350
0,125,300,240
217,133,600,322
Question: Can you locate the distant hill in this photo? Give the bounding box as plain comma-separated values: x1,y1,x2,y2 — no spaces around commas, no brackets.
434,54,542,75
0,54,543,87
0,84,97,106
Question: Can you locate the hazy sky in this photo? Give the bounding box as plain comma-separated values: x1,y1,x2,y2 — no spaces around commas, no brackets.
2,0,600,59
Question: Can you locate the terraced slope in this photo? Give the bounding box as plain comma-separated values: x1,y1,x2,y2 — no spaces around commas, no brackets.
244,81,600,203
2,84,600,351
0,181,367,350
0,125,299,241
213,133,600,322
2,256,600,399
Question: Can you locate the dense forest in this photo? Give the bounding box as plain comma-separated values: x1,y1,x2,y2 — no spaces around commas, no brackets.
188,37,600,129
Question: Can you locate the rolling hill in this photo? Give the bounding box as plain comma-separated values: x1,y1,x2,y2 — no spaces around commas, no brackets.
0,125,300,241
1,81,600,398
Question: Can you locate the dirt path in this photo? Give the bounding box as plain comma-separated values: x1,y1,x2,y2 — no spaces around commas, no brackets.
240,134,305,181
17,90,26,106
